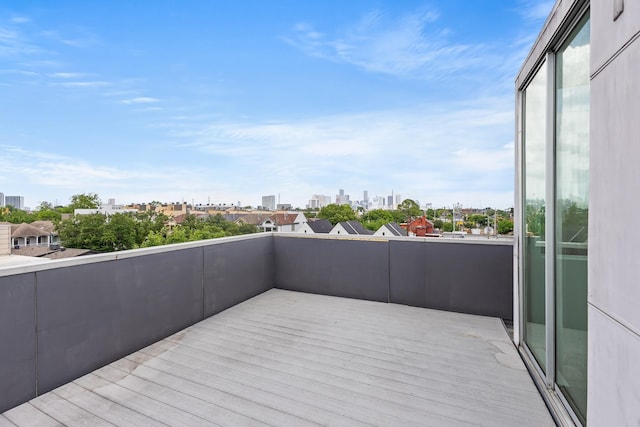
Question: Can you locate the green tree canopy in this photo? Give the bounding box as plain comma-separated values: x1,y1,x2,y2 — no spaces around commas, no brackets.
397,199,421,221
318,204,356,225
0,205,34,223
498,219,514,235
69,193,101,210
361,209,394,231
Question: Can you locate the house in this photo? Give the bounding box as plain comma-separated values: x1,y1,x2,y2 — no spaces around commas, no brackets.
8,221,59,248
259,212,307,232
297,219,333,234
405,216,435,236
329,220,373,235
374,222,407,237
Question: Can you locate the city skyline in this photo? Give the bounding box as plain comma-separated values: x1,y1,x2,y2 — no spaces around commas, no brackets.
1,1,553,209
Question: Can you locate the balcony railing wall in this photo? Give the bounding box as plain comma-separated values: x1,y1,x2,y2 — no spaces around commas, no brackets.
274,235,513,318
0,233,511,413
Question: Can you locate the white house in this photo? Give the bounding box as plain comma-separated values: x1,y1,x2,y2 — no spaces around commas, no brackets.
329,220,373,236
373,222,407,237
259,212,307,232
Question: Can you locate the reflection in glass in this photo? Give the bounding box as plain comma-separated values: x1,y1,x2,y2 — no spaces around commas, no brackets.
555,13,589,424
523,62,547,372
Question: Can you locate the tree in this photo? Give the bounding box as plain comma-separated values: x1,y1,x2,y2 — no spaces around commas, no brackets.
57,213,107,251
397,199,421,221
69,193,101,210
102,213,138,251
361,209,394,231
0,205,33,224
433,219,444,229
498,219,514,235
442,222,453,232
468,214,488,227
37,201,53,211
318,204,356,225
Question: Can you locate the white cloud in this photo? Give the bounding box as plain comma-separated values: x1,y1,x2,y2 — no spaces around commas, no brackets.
40,30,98,48
282,8,494,80
0,145,227,205
163,95,515,207
51,81,111,87
121,97,160,104
11,16,31,24
518,0,555,22
48,72,87,78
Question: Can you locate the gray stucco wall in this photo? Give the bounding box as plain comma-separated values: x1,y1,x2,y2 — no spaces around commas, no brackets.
588,1,640,425
35,247,204,395
274,235,513,319
389,240,513,319
274,236,390,302
0,274,36,412
203,236,274,317
0,234,274,413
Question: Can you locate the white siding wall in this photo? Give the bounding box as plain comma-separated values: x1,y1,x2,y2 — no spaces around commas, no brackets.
588,1,640,424
0,224,10,256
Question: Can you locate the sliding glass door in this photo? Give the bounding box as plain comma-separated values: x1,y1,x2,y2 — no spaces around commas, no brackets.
520,11,589,425
555,14,590,423
522,61,548,372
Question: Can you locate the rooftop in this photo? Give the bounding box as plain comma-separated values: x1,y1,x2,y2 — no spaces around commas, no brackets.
1,289,552,426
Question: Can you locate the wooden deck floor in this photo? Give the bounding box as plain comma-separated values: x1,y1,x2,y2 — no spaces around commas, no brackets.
1,289,553,426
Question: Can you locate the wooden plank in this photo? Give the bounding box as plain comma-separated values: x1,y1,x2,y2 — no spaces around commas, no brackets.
3,403,63,427
29,393,113,427
54,382,169,427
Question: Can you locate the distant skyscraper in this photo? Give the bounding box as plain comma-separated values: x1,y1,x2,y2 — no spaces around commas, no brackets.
0,192,4,207
262,195,276,210
6,196,24,210
307,194,331,209
363,190,369,209
387,195,393,209
395,194,403,206
336,189,350,205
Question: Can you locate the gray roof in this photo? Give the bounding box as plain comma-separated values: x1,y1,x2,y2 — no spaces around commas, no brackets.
337,220,374,235
307,219,333,233
385,222,407,236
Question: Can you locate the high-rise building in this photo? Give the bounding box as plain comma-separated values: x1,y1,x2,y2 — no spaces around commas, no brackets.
307,194,332,209
363,190,369,210
0,192,4,207
5,196,24,210
261,195,276,210
336,189,350,205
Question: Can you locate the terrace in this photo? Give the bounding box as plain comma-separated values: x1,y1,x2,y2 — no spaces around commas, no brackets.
0,233,553,425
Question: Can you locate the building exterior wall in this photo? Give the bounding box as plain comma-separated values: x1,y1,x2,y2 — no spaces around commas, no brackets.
0,224,10,256
588,0,640,425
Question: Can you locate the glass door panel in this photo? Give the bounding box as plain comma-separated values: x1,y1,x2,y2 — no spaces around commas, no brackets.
523,62,548,372
555,13,589,424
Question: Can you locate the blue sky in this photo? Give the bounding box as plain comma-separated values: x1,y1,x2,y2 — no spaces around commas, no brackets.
0,0,554,210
